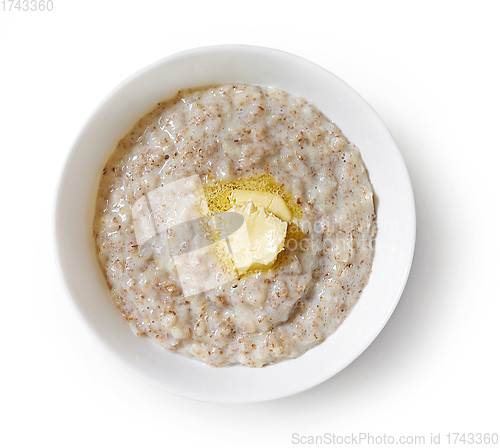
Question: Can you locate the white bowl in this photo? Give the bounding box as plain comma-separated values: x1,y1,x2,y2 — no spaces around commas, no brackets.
55,45,415,403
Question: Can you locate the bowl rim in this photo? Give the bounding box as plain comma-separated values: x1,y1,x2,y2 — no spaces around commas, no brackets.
54,44,416,403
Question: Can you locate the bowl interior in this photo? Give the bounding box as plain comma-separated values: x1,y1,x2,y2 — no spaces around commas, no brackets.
56,45,415,403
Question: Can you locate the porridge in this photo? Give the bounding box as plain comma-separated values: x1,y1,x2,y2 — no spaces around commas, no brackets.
93,84,376,367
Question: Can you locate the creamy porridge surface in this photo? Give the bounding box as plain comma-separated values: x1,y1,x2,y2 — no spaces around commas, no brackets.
94,84,376,367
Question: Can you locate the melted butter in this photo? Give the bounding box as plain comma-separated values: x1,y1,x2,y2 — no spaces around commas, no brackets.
202,173,303,219
203,174,304,276
226,201,287,274
230,190,292,221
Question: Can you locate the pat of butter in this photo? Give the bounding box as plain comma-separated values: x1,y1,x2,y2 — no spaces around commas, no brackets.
230,190,292,221
227,201,287,274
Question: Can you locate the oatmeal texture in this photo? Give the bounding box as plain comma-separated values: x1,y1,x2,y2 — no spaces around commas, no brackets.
94,84,376,367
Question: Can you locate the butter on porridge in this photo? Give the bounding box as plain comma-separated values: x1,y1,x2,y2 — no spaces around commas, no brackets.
93,84,376,367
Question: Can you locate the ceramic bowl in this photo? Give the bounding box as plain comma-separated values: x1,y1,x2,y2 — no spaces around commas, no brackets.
55,45,415,403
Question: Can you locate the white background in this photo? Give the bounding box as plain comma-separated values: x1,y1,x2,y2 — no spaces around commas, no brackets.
1,1,499,447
